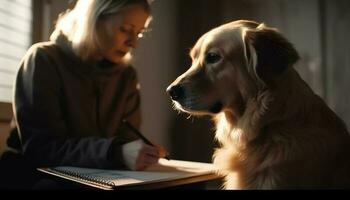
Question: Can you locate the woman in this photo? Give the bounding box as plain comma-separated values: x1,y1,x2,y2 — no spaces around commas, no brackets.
3,0,166,187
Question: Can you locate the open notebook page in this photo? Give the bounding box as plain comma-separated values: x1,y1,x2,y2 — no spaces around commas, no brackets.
41,158,218,188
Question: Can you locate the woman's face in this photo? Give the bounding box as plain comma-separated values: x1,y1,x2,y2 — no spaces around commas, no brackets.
96,4,150,64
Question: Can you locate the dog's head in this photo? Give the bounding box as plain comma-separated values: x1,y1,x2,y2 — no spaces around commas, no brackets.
167,20,299,117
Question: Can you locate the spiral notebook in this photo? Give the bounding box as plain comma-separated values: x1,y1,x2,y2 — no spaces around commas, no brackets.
37,159,219,190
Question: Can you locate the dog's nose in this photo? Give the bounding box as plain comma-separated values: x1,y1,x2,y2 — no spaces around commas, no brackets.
166,85,184,101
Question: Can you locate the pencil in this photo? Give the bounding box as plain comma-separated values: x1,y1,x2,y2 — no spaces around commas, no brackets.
122,119,170,160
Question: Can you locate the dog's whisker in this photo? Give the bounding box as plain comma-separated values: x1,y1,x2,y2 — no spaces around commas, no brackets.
191,116,195,123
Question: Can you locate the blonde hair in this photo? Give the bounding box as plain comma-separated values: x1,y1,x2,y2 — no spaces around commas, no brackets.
50,0,151,61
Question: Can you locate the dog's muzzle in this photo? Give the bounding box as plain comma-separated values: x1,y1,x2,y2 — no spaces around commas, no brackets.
166,85,185,102
167,84,223,114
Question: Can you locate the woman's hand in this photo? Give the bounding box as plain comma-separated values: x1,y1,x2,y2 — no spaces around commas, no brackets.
121,139,166,171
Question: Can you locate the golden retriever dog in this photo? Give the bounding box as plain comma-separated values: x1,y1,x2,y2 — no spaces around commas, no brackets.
166,20,350,189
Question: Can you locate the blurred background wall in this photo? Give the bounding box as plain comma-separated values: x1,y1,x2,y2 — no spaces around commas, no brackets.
1,0,350,165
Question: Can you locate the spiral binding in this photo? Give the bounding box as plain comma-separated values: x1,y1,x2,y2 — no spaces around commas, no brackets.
48,167,116,188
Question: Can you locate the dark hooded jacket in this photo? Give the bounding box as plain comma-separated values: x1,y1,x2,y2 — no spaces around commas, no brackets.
5,33,141,169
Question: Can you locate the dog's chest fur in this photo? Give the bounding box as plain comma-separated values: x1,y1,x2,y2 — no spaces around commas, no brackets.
213,106,284,189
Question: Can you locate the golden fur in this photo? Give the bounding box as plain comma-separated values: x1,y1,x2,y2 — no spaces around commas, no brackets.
167,20,350,189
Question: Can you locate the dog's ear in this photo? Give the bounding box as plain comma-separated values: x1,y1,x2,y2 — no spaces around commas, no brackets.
243,24,300,86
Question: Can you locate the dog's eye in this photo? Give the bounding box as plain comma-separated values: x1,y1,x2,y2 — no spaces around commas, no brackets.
205,52,221,64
